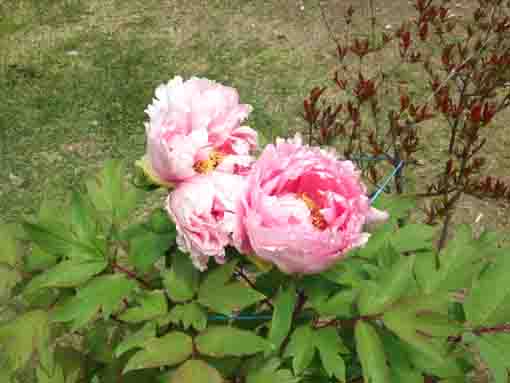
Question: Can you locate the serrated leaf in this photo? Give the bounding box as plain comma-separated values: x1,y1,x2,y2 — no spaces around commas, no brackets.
390,224,435,253
315,288,357,317
52,274,137,328
163,250,200,302
23,221,102,260
416,225,483,294
198,261,265,315
70,190,98,243
119,290,167,323
86,160,141,225
354,321,391,383
115,322,157,357
382,306,448,364
123,332,192,373
359,254,415,315
284,325,315,375
199,259,239,291
195,326,271,357
164,302,207,331
0,310,50,372
268,284,296,351
24,259,108,295
199,282,265,316
314,328,347,381
464,253,510,326
129,229,175,272
170,359,223,383
381,333,424,383
322,257,369,287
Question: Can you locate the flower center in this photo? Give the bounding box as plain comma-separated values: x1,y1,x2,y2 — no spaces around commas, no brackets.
299,193,328,230
193,151,226,174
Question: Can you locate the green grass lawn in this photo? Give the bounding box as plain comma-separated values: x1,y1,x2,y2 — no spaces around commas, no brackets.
1,0,335,223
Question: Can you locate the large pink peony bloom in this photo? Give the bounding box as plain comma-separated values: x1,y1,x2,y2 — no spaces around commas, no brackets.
234,134,388,274
166,171,248,271
143,76,257,186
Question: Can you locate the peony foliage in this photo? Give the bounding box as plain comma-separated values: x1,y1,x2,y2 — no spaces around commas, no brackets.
1,75,510,383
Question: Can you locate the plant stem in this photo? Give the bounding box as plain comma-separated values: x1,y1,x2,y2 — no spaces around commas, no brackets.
235,267,274,310
112,261,151,289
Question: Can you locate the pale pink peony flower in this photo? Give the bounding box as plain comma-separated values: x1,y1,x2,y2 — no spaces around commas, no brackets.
234,134,388,274
143,76,257,186
166,171,248,271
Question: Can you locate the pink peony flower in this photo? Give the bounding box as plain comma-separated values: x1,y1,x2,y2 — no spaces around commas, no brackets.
166,171,248,271
233,134,388,274
143,76,257,186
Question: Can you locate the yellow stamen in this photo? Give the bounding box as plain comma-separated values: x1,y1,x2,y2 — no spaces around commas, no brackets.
300,193,328,230
193,151,226,174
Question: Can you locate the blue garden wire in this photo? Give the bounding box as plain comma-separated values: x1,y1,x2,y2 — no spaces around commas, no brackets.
370,160,405,204
207,157,405,322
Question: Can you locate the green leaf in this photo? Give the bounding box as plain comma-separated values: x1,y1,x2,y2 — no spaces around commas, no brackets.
322,257,369,287
119,290,168,323
54,346,84,383
52,274,137,328
198,261,265,315
164,302,207,331
23,221,102,260
356,223,393,259
315,288,357,317
129,229,175,272
381,333,424,383
123,332,193,373
284,325,315,375
115,322,157,357
148,208,176,234
24,245,58,271
70,190,98,243
390,224,435,253
465,333,509,383
354,321,391,383
269,284,296,351
37,363,65,383
372,194,415,222
199,259,239,291
0,224,21,267
24,259,108,295
382,305,449,364
358,254,415,315
464,253,510,326
86,160,141,225
163,250,200,302
170,359,223,383
246,357,300,383
0,264,21,302
416,225,483,294
196,326,272,357
0,310,51,372
314,328,347,381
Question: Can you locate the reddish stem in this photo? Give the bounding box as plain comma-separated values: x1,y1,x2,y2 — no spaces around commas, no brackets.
112,262,150,289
